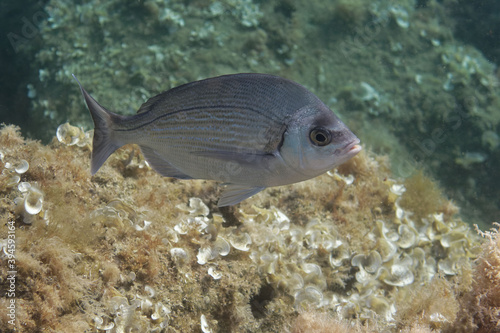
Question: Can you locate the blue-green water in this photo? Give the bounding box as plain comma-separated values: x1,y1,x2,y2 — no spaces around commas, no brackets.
1,0,499,226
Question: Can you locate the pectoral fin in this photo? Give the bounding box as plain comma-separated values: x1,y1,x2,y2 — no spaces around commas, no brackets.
218,184,265,207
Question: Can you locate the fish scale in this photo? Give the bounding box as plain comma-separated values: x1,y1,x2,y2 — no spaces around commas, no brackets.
74,73,361,206
143,108,280,151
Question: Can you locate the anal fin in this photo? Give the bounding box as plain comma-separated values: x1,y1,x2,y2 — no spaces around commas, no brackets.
218,184,265,207
140,146,192,179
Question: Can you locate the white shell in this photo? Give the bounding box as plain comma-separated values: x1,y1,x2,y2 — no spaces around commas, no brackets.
294,285,323,308
200,314,212,333
208,266,222,280
18,182,31,192
93,316,115,330
15,159,29,174
302,263,322,277
164,227,179,243
56,122,82,145
134,220,152,231
176,197,209,217
7,175,20,187
213,237,230,257
197,247,212,265
329,244,350,267
229,232,252,251
397,225,417,249
24,186,44,215
390,184,406,196
437,258,457,275
189,197,210,217
383,264,414,287
351,250,382,274
144,285,156,298
170,248,188,263
377,238,398,262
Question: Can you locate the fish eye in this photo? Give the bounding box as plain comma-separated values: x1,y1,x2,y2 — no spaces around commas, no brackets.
309,127,331,146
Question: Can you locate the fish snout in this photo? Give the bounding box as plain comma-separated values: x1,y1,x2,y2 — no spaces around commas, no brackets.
342,139,362,156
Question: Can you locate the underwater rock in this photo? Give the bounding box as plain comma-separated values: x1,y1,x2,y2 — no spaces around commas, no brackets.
0,124,494,332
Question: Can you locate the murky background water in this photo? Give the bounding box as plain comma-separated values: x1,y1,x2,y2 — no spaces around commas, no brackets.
1,0,499,226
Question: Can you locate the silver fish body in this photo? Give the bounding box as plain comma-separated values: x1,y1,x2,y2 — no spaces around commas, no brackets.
74,73,361,206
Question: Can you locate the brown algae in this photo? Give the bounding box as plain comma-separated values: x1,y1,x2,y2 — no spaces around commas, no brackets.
0,124,497,332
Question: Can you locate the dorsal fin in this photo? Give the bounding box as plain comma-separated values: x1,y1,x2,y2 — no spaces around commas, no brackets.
137,93,164,114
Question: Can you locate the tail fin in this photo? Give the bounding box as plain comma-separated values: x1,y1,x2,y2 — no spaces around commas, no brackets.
72,74,123,175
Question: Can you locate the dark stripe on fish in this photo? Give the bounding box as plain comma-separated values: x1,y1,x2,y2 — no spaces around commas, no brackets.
114,104,282,132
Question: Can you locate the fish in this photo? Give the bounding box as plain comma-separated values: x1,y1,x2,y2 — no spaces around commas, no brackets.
73,73,361,207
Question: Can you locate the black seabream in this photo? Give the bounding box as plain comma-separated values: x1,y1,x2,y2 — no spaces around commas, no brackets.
74,73,361,206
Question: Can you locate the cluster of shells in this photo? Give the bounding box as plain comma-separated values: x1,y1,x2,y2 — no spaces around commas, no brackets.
88,200,169,332
88,197,249,332
93,284,171,332
171,198,252,276
0,150,47,224
88,183,479,331
239,181,479,326
159,191,478,327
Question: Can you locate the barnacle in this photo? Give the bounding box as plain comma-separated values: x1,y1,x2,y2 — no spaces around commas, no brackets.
256,252,279,274
429,312,449,328
440,230,467,248
437,257,458,275
305,219,343,251
354,266,376,285
389,5,410,29
390,184,406,196
134,220,152,231
302,263,326,289
376,238,398,262
144,285,156,298
1,155,28,190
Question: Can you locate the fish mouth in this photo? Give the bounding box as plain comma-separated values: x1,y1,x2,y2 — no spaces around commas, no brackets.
342,139,362,156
